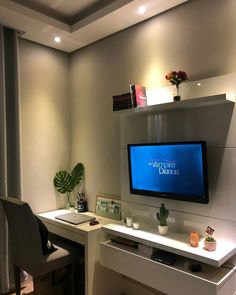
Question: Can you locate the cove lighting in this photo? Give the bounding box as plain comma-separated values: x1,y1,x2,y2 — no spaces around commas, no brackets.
54,36,61,43
138,6,146,14
226,92,235,102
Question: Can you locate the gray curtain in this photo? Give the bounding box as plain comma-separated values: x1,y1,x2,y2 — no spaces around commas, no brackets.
0,26,22,294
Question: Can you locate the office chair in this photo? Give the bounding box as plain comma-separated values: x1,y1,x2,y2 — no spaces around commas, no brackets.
0,197,82,295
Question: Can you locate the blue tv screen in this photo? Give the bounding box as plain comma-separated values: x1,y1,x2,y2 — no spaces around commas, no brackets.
127,141,209,203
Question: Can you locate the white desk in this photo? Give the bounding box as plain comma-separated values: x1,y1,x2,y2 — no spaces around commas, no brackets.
38,209,122,295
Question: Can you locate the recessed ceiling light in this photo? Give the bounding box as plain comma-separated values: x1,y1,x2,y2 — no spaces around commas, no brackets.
138,6,146,14
54,36,61,43
197,82,201,86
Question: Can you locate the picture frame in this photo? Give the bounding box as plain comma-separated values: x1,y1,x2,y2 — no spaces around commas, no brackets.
95,194,121,221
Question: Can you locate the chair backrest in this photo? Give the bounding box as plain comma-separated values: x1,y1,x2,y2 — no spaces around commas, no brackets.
0,197,44,271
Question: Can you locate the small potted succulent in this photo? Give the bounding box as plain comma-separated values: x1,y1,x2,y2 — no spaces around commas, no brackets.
204,235,217,251
156,203,169,235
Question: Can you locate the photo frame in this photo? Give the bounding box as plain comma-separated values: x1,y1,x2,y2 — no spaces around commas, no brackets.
95,194,121,221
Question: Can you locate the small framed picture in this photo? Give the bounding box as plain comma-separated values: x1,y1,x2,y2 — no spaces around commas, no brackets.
205,226,215,236
95,194,121,220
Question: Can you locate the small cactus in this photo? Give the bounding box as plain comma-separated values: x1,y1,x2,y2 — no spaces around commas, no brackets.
156,203,169,226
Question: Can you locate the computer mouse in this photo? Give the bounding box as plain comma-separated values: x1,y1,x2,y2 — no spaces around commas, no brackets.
89,220,99,226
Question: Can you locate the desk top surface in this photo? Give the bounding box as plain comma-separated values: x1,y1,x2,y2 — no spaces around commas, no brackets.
38,209,120,234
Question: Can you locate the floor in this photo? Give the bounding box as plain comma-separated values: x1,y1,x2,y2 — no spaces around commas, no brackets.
5,272,67,295
4,263,84,295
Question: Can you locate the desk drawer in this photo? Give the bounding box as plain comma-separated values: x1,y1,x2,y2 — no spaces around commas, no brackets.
100,241,235,295
44,222,86,245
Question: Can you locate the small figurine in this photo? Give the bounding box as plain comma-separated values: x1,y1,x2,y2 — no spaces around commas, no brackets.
76,192,87,212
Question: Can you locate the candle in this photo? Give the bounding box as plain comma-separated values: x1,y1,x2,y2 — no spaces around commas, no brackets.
190,231,199,247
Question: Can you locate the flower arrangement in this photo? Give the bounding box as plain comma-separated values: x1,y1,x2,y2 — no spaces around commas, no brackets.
165,70,188,101
165,70,188,86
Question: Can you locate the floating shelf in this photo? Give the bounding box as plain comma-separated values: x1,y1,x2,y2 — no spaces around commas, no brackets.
114,93,235,117
102,223,236,267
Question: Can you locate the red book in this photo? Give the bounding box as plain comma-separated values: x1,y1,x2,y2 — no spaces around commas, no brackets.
130,84,147,108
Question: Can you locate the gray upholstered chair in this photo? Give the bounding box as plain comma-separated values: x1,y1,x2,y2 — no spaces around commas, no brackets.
0,197,82,295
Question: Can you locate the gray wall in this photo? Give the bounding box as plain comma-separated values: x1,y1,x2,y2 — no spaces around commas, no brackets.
18,1,236,293
69,0,236,210
19,40,70,212
18,0,236,218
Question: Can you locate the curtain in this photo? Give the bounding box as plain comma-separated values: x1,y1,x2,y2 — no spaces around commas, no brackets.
0,26,22,294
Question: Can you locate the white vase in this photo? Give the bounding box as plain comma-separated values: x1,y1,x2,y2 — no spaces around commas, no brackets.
158,225,168,235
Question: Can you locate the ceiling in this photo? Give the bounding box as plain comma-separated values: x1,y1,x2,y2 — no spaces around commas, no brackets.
0,0,188,53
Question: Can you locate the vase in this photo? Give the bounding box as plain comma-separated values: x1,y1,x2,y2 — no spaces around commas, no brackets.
173,85,181,101
65,193,72,209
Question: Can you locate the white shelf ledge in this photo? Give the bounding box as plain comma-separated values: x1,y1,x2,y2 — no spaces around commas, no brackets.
102,223,236,267
114,93,235,117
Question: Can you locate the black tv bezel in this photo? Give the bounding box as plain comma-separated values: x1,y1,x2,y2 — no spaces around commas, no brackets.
127,141,209,204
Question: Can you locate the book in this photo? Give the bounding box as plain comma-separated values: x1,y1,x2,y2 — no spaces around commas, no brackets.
112,92,133,111
130,84,147,108
113,93,131,102
113,103,132,111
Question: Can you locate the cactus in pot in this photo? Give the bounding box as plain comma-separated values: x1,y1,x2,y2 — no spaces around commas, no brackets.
156,203,169,235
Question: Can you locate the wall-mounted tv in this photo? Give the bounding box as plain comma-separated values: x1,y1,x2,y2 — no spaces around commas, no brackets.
127,141,209,204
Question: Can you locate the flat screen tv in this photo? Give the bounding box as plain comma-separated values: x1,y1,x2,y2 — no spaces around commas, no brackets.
127,141,209,204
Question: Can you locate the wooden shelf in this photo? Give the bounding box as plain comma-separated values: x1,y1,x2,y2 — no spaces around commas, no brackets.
102,223,236,267
114,93,235,117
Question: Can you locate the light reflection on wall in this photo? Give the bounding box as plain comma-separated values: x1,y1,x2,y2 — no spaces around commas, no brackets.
146,87,173,106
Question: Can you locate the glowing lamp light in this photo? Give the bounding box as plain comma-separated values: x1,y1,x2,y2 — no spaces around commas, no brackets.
138,6,146,14
54,36,61,43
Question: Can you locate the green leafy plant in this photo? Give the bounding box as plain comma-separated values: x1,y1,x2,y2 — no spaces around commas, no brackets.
53,162,84,208
205,235,216,242
156,203,169,226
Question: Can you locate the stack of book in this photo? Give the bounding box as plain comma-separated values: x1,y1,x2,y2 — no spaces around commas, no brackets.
130,84,147,108
112,84,147,112
112,92,132,111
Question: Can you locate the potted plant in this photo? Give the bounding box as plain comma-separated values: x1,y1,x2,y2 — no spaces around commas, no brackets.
204,235,217,251
53,162,84,209
156,203,169,235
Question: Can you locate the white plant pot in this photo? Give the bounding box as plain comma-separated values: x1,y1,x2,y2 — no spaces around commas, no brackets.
204,240,217,251
158,225,168,235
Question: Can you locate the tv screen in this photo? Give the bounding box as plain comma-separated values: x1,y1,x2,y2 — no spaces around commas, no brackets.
127,141,208,203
